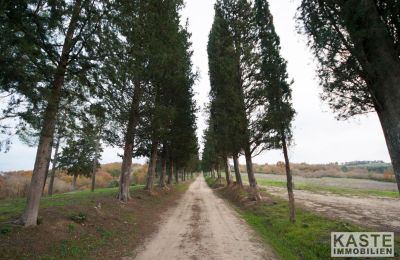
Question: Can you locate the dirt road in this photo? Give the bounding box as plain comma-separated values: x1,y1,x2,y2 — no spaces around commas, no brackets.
266,186,400,233
132,176,276,260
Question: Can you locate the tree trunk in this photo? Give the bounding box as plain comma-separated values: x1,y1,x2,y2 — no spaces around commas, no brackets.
42,137,54,193
175,167,179,183
216,164,222,183
377,109,400,194
282,131,295,223
159,145,167,187
224,156,232,185
72,174,78,190
118,81,141,202
244,145,257,188
48,135,61,196
232,153,243,187
244,144,260,200
341,0,400,194
91,136,101,192
167,160,173,185
19,0,82,227
145,140,158,191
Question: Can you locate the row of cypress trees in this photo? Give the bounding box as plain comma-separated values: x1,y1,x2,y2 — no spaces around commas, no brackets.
0,0,199,227
203,0,296,222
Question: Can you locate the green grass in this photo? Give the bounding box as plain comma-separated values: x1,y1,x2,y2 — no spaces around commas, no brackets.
175,182,189,192
0,182,191,259
239,201,399,259
205,177,400,259
241,176,399,198
0,186,144,222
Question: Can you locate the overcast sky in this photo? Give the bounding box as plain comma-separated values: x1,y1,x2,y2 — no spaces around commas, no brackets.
0,0,390,171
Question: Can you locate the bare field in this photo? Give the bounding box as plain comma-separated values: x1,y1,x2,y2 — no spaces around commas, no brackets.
254,173,398,191
257,176,400,232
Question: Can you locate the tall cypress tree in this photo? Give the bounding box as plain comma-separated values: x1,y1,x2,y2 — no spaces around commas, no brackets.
256,0,296,222
101,0,147,202
0,0,108,226
216,0,262,196
207,7,245,186
298,0,400,193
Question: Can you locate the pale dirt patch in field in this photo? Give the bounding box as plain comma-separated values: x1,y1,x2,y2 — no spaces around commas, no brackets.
132,176,276,260
254,173,398,191
265,186,400,233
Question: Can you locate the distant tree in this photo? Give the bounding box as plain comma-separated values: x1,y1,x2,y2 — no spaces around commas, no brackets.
207,8,246,186
141,0,198,191
58,122,102,190
297,0,400,193
201,119,219,177
256,0,296,222
215,0,263,198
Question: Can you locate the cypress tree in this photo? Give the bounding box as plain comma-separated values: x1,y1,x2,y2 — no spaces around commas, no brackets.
207,8,245,186
298,0,400,193
256,0,296,222
216,0,261,197
0,0,107,226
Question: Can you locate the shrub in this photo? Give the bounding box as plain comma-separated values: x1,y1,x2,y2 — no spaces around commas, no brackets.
0,225,11,235
0,174,30,199
70,212,87,223
67,223,76,233
107,180,119,188
132,164,148,185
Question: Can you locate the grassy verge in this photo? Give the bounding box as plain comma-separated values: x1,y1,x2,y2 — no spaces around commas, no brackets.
0,185,144,222
206,177,400,260
0,182,191,259
241,175,399,198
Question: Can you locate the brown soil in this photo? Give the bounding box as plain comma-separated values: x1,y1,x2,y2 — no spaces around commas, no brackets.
0,185,189,259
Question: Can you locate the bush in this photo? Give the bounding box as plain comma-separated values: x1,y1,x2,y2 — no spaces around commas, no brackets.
0,174,30,199
0,225,11,235
132,164,148,185
67,223,76,233
70,212,87,223
107,180,119,188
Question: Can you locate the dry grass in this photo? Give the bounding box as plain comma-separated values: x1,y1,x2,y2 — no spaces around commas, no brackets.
239,162,396,182
0,162,150,200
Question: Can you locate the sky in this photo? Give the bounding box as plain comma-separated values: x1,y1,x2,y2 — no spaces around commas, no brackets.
0,0,390,171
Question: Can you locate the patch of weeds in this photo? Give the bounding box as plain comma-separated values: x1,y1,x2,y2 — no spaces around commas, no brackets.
70,212,87,223
96,227,112,239
107,180,119,188
67,223,76,233
0,224,11,235
175,183,188,192
60,240,83,259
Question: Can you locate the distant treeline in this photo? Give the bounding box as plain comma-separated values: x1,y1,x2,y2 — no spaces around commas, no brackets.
341,161,392,173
